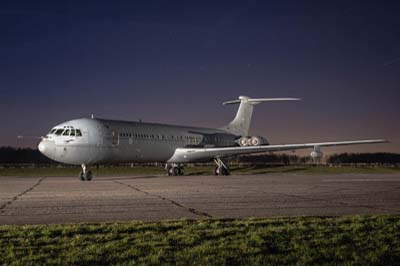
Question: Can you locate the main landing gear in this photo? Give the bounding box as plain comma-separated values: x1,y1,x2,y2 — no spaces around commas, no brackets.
166,159,230,176
79,164,93,181
165,163,184,176
214,158,230,176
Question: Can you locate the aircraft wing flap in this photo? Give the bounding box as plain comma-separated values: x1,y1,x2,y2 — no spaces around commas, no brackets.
167,139,387,163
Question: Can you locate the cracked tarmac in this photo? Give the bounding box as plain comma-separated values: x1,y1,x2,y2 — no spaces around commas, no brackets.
0,173,399,225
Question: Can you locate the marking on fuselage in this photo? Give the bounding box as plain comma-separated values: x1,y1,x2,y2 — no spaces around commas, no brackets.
113,180,212,218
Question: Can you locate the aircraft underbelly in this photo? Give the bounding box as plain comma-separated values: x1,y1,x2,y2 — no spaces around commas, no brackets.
111,140,177,162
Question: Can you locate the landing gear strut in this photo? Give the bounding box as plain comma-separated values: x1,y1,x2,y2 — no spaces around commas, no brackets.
80,164,93,181
214,158,230,176
165,163,184,176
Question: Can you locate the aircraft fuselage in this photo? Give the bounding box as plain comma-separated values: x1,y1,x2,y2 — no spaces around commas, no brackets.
39,118,238,165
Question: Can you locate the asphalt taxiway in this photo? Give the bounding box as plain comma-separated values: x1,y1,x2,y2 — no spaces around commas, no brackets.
1,173,399,224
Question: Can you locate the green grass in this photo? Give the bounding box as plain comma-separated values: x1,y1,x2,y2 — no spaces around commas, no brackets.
0,165,399,177
1,215,399,265
0,166,165,177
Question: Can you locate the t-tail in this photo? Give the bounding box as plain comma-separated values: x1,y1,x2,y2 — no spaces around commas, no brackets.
221,96,300,136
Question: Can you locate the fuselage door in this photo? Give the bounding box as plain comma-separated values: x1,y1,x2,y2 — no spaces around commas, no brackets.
112,131,119,146
96,125,104,146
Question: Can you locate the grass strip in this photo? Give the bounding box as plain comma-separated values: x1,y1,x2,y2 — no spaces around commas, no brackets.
1,215,399,265
0,165,399,177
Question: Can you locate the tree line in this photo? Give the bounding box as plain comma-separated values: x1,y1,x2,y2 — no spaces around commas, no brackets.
0,147,399,165
327,153,400,164
0,147,53,164
240,152,400,164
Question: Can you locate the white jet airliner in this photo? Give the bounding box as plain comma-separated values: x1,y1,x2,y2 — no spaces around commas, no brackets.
38,96,387,180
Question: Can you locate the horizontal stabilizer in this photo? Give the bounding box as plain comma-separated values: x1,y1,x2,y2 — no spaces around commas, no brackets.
223,97,300,105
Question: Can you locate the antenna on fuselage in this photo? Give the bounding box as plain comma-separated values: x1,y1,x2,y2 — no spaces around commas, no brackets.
91,114,94,119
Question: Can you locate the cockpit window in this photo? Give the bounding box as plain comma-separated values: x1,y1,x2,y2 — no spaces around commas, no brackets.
51,126,83,137
55,129,64,135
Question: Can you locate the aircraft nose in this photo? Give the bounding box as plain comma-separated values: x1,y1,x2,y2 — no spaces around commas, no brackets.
38,140,48,155
38,140,55,157
38,140,46,153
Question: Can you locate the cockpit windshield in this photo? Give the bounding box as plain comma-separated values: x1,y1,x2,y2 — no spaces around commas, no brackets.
55,129,64,135
51,126,83,137
62,129,70,136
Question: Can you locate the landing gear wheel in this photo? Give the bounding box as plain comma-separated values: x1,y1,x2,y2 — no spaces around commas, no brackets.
80,164,94,181
220,166,230,176
166,165,172,176
166,164,185,176
178,166,184,176
213,165,219,176
85,170,93,181
173,167,180,176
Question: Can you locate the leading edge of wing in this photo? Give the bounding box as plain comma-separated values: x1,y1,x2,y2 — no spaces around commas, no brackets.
167,139,388,163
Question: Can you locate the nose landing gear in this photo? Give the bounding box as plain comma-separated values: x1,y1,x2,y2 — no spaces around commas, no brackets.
80,164,93,181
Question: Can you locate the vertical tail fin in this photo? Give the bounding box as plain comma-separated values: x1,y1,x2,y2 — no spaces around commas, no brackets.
221,96,300,136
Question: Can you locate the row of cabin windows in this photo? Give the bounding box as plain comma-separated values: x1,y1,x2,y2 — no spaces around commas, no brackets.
118,132,201,142
50,128,83,137
117,133,230,145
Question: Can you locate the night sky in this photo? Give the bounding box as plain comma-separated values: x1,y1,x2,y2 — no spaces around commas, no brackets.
1,0,399,153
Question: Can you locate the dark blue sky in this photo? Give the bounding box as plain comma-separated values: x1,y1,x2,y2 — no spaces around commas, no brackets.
1,0,399,153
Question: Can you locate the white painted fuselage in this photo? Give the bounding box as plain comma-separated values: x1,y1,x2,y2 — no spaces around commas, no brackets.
39,118,237,165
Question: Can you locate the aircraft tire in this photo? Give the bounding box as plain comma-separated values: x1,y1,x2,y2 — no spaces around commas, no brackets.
213,166,219,176
178,167,184,176
223,167,230,176
79,172,85,181
173,167,180,176
220,167,226,176
85,170,93,181
166,165,172,176
219,166,230,176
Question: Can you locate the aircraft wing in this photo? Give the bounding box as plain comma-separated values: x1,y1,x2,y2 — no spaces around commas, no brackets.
167,139,387,163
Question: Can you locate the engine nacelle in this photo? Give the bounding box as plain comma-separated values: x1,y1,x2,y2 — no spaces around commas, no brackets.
248,136,269,146
310,150,323,159
238,136,269,146
238,137,250,146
